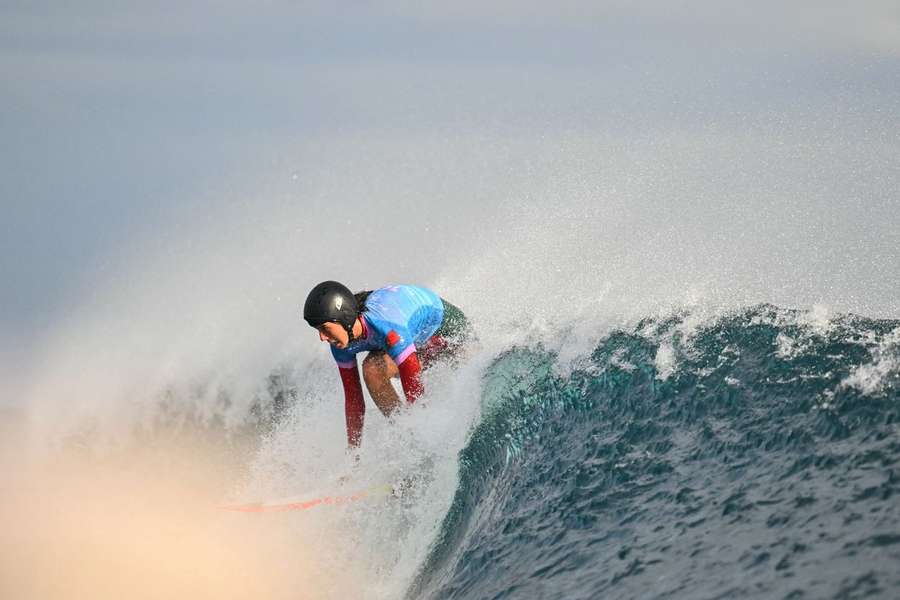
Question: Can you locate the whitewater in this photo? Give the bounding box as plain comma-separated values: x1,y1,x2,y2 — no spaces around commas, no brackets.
2,2,899,599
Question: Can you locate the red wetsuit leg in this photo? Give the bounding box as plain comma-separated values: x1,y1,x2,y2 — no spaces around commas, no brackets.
397,352,424,404
339,365,365,447
418,335,449,370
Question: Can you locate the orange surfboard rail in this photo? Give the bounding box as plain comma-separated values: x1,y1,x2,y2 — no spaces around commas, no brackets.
218,483,394,513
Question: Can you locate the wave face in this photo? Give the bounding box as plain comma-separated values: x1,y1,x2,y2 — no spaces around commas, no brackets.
413,305,900,599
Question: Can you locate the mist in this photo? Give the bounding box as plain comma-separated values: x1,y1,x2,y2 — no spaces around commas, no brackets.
2,2,899,598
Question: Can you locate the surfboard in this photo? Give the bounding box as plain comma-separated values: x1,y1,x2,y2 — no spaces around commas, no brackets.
218,483,394,513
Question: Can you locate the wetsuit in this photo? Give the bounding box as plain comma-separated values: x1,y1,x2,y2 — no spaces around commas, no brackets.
330,284,468,447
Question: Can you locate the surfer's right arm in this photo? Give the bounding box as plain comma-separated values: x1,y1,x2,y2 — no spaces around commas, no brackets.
337,359,365,447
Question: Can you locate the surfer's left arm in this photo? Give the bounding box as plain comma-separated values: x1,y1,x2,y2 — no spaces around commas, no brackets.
397,352,424,404
385,328,424,404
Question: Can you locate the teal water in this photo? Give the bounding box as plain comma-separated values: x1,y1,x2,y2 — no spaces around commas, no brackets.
412,305,900,599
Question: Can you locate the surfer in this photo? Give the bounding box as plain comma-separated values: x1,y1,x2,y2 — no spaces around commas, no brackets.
303,281,470,447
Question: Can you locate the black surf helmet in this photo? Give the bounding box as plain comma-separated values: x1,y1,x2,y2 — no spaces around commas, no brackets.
303,281,359,338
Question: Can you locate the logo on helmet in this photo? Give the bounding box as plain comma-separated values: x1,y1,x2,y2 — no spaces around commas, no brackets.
335,297,343,310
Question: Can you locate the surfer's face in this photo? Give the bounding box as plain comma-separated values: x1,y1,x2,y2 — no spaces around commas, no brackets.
317,322,349,348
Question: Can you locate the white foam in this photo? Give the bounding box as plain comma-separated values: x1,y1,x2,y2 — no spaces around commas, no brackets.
655,341,677,381
232,350,490,600
840,327,900,396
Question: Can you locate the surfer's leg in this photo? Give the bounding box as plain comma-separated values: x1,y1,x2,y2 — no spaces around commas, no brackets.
418,335,449,370
362,351,401,416
438,299,469,340
418,299,474,371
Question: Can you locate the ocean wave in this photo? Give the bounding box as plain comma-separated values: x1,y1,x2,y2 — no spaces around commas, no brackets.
413,304,900,599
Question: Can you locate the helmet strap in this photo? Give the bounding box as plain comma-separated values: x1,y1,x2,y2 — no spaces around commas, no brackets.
344,316,358,342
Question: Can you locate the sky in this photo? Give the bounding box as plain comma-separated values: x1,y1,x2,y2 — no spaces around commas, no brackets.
2,1,899,412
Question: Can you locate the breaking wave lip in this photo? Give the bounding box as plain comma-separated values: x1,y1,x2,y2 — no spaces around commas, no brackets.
410,304,900,600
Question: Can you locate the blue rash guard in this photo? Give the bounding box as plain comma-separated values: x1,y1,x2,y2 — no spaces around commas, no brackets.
330,284,445,368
